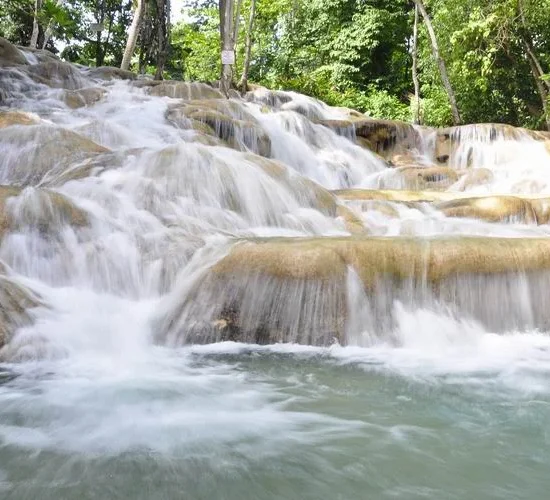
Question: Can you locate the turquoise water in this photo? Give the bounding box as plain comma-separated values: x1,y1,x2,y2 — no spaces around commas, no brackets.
1,340,550,500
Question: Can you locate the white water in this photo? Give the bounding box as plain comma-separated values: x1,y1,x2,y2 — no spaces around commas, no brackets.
2,50,550,498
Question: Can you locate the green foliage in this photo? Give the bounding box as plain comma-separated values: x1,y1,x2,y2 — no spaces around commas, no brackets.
169,5,220,81
3,0,550,129
0,0,34,45
419,85,452,127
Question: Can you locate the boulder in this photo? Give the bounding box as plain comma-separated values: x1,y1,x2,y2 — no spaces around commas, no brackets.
150,81,223,100
62,87,106,108
0,110,40,128
318,118,420,157
166,100,272,157
377,166,458,190
0,37,28,67
87,66,136,81
17,46,59,63
0,124,109,186
26,60,87,89
0,269,42,352
0,186,89,238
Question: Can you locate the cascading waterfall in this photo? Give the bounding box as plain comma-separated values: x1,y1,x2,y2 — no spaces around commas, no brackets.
2,37,550,500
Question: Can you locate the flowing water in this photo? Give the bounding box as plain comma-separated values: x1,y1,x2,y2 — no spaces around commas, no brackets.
2,48,550,499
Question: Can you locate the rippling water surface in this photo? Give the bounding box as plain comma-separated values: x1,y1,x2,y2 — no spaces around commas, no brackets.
2,329,550,500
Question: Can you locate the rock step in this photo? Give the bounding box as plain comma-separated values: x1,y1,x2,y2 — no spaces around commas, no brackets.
158,236,550,346
332,190,550,224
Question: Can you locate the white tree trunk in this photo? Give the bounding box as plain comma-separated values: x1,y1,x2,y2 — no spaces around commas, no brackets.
121,0,145,71
238,0,256,94
414,0,461,125
30,0,42,48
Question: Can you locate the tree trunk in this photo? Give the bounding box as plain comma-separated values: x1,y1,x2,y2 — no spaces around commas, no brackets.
413,0,461,125
102,13,114,65
30,0,42,48
518,0,550,93
154,0,170,80
41,23,53,50
412,3,421,124
219,0,235,97
233,0,242,47
522,37,550,130
121,0,145,70
95,0,106,67
238,0,256,94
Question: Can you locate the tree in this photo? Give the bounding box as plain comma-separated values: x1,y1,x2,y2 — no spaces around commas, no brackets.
219,0,236,95
238,0,255,93
518,0,550,129
30,0,42,48
121,0,145,70
154,0,170,79
413,0,461,125
412,3,420,124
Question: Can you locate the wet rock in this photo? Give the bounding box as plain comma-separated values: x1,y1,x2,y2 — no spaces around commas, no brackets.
166,100,272,157
318,118,420,157
150,81,223,100
378,166,458,190
0,124,109,186
216,236,550,288
388,152,426,168
336,205,367,234
0,37,28,67
26,60,87,89
159,236,550,346
0,269,42,352
87,66,136,81
453,168,494,191
0,67,44,103
399,166,458,190
436,196,537,223
435,124,544,166
531,198,550,224
331,189,461,203
0,110,40,128
243,154,339,217
63,87,106,108
245,88,293,107
17,46,59,63
0,186,89,238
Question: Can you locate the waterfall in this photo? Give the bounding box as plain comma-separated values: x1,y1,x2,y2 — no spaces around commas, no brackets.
1,39,550,362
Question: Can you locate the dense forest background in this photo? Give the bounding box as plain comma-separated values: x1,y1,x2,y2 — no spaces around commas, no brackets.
1,0,550,129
